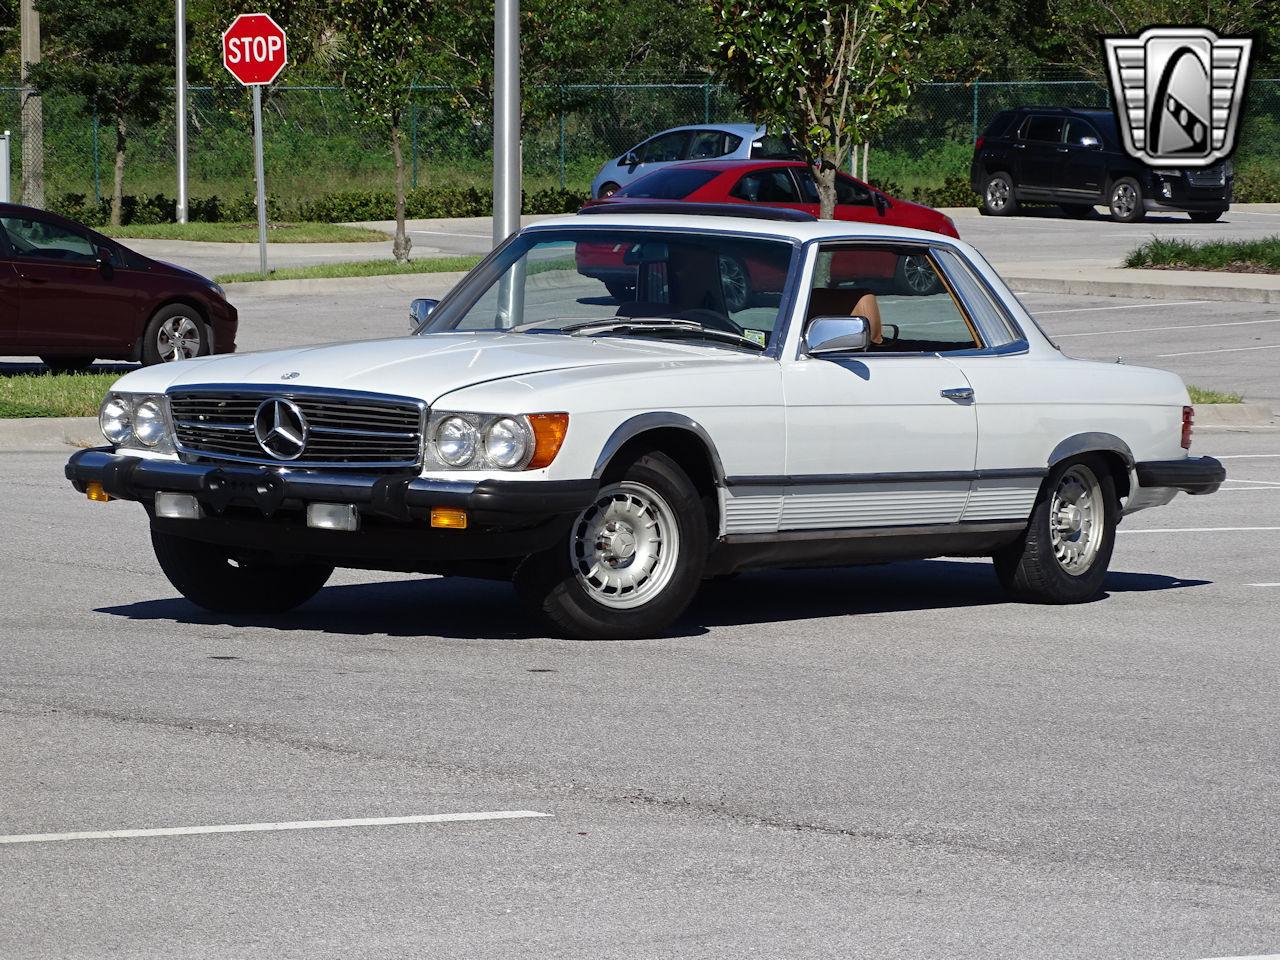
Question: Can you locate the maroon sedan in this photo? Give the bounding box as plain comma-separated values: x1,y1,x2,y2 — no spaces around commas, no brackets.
0,203,237,372
582,160,960,296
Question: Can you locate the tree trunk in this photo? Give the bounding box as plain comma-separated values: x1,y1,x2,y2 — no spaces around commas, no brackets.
815,158,837,220
111,116,126,227
390,121,411,261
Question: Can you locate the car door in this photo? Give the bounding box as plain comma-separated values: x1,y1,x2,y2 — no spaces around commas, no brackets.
619,130,693,184
0,224,22,352
0,213,142,353
1060,118,1108,200
1015,115,1065,194
772,242,979,532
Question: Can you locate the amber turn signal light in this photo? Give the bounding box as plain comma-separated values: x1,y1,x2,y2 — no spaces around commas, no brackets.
430,507,468,529
526,413,569,469
85,481,110,502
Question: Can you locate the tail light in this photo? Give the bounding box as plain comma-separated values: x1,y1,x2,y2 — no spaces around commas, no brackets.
1181,405,1194,449
974,135,985,152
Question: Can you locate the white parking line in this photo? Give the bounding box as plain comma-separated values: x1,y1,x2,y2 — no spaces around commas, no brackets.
1119,526,1280,535
1036,300,1209,316
1224,478,1280,486
1247,583,1280,587
1158,344,1280,358
1194,954,1280,960
0,810,551,845
1216,454,1280,459
1054,317,1280,339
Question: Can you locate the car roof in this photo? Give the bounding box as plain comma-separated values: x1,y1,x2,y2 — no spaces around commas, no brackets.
647,159,808,174
641,123,764,138
528,211,946,245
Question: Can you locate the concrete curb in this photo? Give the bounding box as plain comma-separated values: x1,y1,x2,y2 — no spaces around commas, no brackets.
2,406,1271,453
1007,272,1280,304
223,271,469,297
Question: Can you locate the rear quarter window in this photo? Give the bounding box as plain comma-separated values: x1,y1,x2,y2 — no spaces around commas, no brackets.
982,111,1017,138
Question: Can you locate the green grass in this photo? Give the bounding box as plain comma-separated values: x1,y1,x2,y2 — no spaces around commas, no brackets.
1188,385,1244,404
217,255,484,284
100,222,388,244
0,373,117,418
1123,236,1280,273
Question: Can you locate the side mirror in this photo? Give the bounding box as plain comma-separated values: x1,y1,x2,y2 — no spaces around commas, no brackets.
805,315,870,355
1081,136,1102,149
95,246,114,274
409,297,438,330
873,192,889,217
621,151,640,167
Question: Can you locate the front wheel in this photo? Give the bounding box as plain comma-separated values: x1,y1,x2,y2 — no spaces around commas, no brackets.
597,181,621,199
1109,178,1145,223
151,529,333,614
1189,210,1223,223
142,304,209,365
514,450,708,640
981,172,1017,216
993,456,1118,604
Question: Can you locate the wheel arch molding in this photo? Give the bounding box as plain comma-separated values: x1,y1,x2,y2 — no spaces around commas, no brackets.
1047,432,1135,498
592,412,727,487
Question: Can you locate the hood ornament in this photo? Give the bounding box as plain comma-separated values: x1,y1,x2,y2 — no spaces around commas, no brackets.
281,371,300,380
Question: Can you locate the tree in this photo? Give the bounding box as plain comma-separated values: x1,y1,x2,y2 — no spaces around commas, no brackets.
711,0,943,219
328,0,443,260
28,0,171,224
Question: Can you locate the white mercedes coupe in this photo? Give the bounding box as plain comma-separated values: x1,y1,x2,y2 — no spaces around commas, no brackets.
67,204,1224,639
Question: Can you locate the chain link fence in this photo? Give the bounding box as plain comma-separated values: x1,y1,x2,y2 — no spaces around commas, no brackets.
2,75,1278,210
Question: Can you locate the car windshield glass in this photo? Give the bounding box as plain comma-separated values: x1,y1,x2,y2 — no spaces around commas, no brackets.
423,228,795,349
616,169,719,200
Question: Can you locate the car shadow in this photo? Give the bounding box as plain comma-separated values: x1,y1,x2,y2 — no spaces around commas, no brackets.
95,559,1209,642
993,207,1188,225
0,361,139,377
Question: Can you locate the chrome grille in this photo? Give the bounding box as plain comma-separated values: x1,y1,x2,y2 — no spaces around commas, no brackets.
169,388,425,470
1186,165,1226,188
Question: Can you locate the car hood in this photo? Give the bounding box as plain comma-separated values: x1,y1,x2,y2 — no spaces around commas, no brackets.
151,259,217,285
112,332,758,403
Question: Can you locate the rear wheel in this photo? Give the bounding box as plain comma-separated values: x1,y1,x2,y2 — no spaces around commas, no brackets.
1060,203,1094,219
1189,210,1223,223
514,450,708,640
151,529,333,614
894,253,942,295
142,304,208,365
597,181,621,199
40,356,93,374
1108,178,1145,223
981,172,1017,216
993,456,1118,604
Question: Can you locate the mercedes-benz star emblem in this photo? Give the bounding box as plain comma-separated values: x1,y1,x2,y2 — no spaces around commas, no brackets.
253,397,308,460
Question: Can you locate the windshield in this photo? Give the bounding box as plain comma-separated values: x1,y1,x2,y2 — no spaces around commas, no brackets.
423,228,796,350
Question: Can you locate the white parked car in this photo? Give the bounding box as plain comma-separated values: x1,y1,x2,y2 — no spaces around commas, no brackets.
67,205,1224,639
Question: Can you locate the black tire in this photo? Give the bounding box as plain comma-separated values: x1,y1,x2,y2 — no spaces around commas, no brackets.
1060,203,1094,219
1108,177,1145,223
1189,210,1223,223
40,355,94,374
604,279,635,301
514,449,708,640
141,303,209,366
992,455,1119,604
151,529,333,614
980,171,1017,216
894,253,942,295
597,181,621,199
718,254,751,312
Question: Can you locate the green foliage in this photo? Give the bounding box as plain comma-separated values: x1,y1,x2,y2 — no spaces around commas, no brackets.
100,221,386,243
1186,386,1244,404
1123,236,1280,273
216,255,483,284
0,372,118,419
1234,164,1280,204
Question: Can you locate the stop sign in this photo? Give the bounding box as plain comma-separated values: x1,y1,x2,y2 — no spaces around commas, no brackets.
222,13,288,86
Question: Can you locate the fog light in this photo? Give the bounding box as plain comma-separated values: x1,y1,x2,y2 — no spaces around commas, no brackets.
430,507,468,529
155,492,203,520
307,503,359,531
85,481,110,502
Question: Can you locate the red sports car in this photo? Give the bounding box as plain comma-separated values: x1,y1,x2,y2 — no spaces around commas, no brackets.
577,160,959,300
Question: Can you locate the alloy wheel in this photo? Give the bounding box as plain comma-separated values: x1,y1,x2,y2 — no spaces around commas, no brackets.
1049,464,1104,575
570,480,680,609
157,316,202,361
986,178,1010,211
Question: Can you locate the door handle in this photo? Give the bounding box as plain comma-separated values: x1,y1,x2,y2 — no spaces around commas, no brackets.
941,387,974,401
1056,147,1069,153
20,274,48,283
1014,143,1026,149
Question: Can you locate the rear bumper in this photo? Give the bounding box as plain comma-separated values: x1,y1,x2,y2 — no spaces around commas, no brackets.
1135,456,1225,496
66,448,599,567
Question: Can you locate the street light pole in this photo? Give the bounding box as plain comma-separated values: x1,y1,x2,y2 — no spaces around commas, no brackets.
175,0,189,224
492,0,520,246
19,0,44,208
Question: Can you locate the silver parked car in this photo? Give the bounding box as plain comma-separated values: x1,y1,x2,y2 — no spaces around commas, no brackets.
590,124,797,199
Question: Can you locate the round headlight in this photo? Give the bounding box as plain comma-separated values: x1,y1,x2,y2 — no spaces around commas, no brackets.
133,399,166,447
99,395,132,444
484,417,529,469
435,416,478,466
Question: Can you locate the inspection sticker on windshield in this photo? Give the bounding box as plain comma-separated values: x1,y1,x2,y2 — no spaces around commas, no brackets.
743,329,767,347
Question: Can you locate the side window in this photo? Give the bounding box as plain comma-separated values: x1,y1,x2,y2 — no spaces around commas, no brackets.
721,133,743,156
730,169,801,203
635,131,690,164
795,170,819,203
835,176,872,206
749,135,801,160
1065,119,1102,147
807,243,981,353
687,130,725,159
930,248,1021,348
0,216,96,262
1021,116,1065,143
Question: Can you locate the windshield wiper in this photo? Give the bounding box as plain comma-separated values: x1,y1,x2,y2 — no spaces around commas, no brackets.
557,317,765,352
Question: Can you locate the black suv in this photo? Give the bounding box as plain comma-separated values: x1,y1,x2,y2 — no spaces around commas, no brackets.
970,107,1232,223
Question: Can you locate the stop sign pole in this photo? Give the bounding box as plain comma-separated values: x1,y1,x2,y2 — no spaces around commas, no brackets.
222,14,288,276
